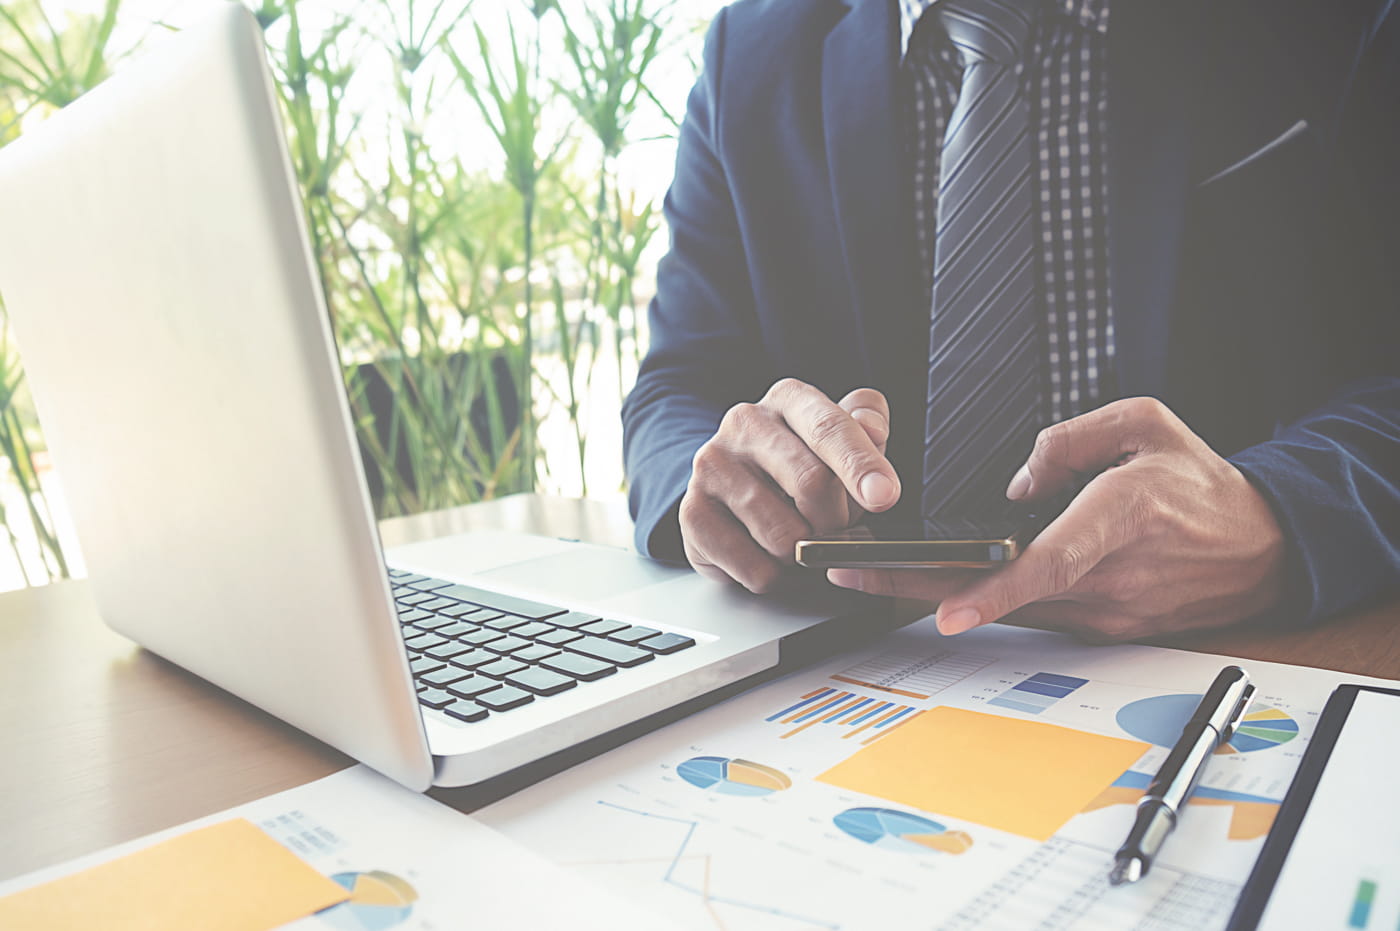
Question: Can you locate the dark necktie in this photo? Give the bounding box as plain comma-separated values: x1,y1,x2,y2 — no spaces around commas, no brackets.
921,0,1043,519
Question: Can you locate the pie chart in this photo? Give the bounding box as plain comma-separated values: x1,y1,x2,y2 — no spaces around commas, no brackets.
834,807,973,855
677,756,792,796
317,870,418,931
1116,694,1299,753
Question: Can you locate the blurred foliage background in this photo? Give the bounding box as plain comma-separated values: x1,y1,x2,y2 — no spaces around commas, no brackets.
0,0,716,588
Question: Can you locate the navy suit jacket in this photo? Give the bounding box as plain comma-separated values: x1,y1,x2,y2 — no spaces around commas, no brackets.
622,0,1400,624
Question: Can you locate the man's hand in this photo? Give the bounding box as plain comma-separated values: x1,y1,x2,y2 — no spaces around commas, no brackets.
828,398,1288,641
680,378,901,592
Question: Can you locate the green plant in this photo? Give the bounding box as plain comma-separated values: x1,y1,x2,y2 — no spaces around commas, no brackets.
0,299,69,585
0,0,121,119
0,0,701,586
446,11,567,487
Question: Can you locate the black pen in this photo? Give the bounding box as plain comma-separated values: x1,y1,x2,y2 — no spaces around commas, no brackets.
1109,665,1256,885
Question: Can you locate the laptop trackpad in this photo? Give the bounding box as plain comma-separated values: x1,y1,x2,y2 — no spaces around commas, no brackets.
478,546,687,602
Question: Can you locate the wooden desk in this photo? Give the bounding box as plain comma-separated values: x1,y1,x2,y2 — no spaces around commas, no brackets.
2,493,1396,882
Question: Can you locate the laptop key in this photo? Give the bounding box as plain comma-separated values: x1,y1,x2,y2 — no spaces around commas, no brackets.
440,603,484,619
446,675,500,699
512,644,561,664
409,657,446,675
418,597,460,613
434,584,568,621
424,641,474,660
409,615,457,631
609,625,660,645
477,685,535,711
397,591,438,606
443,700,489,723
639,632,697,654
506,667,577,696
404,633,448,651
477,658,528,679
436,621,481,638
407,578,455,592
581,618,629,636
483,615,530,632
420,666,472,687
394,573,431,586
549,611,603,629
484,635,531,655
568,636,654,668
449,649,498,670
418,688,455,709
541,653,616,681
387,568,412,579
537,628,583,646
462,629,506,646
510,621,555,639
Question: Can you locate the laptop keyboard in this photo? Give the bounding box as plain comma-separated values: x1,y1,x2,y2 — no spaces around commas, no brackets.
388,569,696,725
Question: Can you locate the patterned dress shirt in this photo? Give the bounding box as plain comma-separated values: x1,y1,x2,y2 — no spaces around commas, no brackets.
900,0,1114,423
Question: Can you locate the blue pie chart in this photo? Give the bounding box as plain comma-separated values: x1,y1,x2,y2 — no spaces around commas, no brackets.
677,756,792,796
1117,694,1299,753
317,870,417,931
834,807,973,854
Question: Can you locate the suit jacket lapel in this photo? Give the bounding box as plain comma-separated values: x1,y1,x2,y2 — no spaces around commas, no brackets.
821,0,920,386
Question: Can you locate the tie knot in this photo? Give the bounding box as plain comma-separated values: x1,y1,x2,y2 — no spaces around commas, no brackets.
938,0,1034,66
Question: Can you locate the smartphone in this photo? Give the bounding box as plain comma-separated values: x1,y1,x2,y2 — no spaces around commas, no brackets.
794,494,1072,570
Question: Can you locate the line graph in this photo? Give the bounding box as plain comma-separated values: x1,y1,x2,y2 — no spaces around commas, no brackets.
586,802,840,930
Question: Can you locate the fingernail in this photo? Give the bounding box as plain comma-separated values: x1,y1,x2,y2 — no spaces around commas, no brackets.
1005,465,1032,500
938,607,981,635
827,568,861,589
859,472,896,510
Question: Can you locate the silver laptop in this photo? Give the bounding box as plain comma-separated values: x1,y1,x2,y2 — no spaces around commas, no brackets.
0,5,874,790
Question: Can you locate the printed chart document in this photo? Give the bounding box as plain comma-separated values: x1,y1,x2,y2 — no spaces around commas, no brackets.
477,619,1398,931
1255,688,1400,931
0,765,677,930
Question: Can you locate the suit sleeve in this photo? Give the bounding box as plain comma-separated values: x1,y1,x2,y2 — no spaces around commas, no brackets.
1226,2,1400,624
1231,379,1400,623
621,8,770,560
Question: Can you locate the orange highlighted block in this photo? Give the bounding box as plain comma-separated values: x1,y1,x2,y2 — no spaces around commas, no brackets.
818,706,1148,841
0,819,348,931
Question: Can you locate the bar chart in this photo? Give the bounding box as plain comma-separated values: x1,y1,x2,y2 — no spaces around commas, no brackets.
766,687,921,744
987,672,1090,715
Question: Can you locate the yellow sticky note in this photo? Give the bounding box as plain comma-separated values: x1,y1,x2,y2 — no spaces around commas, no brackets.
818,705,1148,841
0,818,349,931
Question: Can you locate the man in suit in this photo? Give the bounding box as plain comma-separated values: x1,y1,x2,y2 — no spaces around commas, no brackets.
621,0,1400,639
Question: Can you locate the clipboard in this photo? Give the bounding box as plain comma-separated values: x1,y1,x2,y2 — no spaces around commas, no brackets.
1227,683,1400,931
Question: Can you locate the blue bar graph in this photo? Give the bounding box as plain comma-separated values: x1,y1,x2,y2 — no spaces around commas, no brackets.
767,687,918,740
988,672,1089,715
1348,879,1376,928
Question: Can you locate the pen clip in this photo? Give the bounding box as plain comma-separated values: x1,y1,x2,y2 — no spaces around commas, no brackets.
1219,682,1256,743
